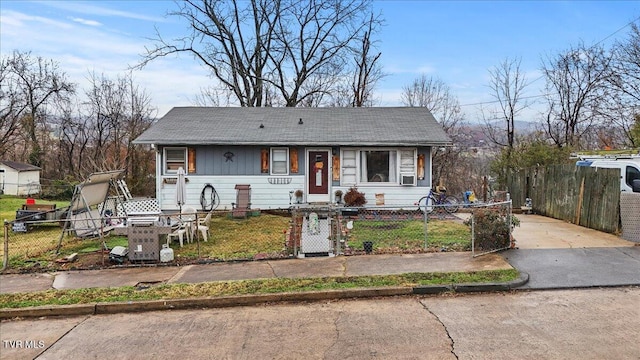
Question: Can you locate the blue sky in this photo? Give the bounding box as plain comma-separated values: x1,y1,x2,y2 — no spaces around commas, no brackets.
1,1,639,120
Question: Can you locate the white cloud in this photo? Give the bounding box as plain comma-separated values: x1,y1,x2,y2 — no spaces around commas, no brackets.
70,17,102,27
34,1,166,22
0,9,72,30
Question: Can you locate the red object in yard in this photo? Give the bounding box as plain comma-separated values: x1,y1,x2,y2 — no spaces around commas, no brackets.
26,198,35,205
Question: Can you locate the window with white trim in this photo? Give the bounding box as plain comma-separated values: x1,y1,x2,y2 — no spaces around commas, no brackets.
164,147,186,174
360,150,397,183
340,148,417,186
270,148,289,175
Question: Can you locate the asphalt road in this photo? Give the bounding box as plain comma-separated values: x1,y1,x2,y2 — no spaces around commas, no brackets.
502,247,640,289
2,288,639,360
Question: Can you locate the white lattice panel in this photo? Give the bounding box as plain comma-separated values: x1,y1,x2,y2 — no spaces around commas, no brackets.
620,193,640,243
123,198,161,215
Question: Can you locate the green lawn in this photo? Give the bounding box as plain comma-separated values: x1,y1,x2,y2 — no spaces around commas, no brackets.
348,218,470,251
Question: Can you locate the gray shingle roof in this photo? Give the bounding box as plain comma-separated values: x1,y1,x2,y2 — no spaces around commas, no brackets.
134,107,452,146
0,160,41,172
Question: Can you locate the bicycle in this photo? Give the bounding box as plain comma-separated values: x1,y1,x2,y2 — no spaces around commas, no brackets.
416,187,460,214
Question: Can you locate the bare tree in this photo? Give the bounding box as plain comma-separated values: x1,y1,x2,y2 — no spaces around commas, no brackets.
81,72,155,192
0,56,26,159
139,0,380,107
482,57,529,152
401,75,463,133
1,51,74,168
350,14,383,107
608,21,640,147
323,13,384,108
541,42,613,148
401,75,466,192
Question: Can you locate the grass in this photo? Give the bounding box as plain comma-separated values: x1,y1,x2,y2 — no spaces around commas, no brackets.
184,213,290,260
0,269,519,309
1,195,71,263
348,218,470,251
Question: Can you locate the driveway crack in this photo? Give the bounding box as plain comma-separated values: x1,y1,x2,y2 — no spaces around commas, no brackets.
420,301,458,360
323,307,343,359
34,315,91,359
266,261,277,277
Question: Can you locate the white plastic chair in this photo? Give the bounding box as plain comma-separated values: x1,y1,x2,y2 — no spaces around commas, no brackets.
193,211,212,242
166,225,189,247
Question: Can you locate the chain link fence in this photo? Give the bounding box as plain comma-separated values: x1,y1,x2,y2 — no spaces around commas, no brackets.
290,204,473,257
3,201,514,272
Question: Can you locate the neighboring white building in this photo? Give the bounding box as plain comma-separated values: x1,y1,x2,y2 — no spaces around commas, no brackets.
0,160,41,196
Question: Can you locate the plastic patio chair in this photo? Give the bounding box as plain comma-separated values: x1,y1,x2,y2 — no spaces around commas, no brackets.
193,211,212,242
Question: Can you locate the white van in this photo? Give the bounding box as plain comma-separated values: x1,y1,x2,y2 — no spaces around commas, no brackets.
576,155,640,192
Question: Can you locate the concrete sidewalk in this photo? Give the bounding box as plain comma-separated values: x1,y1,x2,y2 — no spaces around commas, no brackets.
0,252,511,294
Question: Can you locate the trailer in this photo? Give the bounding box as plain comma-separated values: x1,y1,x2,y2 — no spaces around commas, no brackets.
12,200,68,232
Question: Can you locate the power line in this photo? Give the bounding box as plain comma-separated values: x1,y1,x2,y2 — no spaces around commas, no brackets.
457,15,640,109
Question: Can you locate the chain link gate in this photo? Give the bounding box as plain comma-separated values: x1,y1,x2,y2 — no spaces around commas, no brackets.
469,200,514,257
290,206,339,258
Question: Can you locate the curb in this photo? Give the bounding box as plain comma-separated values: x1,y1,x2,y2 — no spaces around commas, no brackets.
1,287,412,320
412,272,529,295
0,273,530,320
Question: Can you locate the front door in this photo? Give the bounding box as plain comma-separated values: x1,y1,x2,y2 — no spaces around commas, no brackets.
307,150,330,203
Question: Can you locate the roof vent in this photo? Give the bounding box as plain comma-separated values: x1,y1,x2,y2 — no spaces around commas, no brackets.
259,123,264,128
298,118,303,125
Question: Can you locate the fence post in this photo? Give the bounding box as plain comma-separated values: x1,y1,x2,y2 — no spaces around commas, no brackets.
508,200,513,249
471,212,475,257
423,209,428,250
2,220,9,271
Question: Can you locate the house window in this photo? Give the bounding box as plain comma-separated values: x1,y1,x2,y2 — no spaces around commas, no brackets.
165,148,186,174
341,148,416,186
271,148,289,175
360,150,397,183
164,147,196,174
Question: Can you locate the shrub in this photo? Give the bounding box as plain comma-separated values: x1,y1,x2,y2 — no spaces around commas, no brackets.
464,208,519,251
343,187,366,207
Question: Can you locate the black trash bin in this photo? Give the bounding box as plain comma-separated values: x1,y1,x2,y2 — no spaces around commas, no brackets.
363,241,373,254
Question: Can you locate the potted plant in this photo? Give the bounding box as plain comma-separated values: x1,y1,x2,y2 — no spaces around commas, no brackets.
334,189,343,204
294,189,304,203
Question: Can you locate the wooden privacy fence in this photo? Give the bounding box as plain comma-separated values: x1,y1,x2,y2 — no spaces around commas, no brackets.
506,165,620,233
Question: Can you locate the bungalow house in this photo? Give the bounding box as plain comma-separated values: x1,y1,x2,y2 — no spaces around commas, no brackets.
133,107,451,211
0,160,41,196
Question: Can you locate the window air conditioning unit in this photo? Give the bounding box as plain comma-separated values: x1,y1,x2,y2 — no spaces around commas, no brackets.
400,173,416,186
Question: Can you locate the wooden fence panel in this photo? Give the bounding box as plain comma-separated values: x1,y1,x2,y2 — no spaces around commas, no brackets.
506,165,620,233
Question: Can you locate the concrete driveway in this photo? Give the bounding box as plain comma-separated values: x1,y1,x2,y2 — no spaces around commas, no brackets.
512,214,636,249
502,214,640,289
